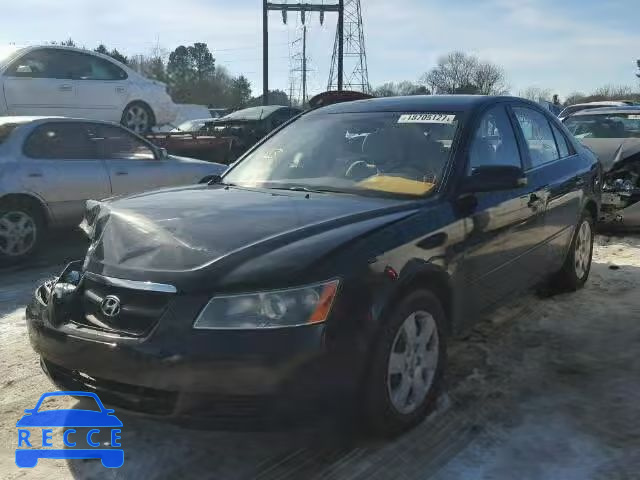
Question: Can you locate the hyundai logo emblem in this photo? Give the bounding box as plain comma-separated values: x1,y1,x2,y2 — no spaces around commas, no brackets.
100,295,121,318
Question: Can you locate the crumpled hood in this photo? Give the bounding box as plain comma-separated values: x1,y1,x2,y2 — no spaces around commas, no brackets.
82,184,414,280
579,138,640,171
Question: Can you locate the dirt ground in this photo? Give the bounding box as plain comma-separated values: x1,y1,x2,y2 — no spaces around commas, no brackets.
1,233,639,480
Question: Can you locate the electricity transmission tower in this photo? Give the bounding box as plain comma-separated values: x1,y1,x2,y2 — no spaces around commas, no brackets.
328,0,370,93
289,26,309,106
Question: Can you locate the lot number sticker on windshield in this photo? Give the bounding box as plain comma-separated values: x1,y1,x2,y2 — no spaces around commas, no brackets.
398,113,456,124
627,115,640,120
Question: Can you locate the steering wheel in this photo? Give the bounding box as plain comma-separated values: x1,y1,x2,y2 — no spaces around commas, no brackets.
345,160,379,180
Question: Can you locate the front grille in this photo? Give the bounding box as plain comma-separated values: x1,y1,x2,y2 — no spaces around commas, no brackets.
43,359,178,415
75,277,172,337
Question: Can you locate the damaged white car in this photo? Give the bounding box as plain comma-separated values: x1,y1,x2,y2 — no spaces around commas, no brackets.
564,107,640,228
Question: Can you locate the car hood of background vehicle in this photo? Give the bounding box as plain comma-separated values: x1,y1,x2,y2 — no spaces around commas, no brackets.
83,185,417,285
579,138,640,171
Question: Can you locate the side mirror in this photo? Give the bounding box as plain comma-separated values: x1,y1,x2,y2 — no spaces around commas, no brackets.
460,165,527,193
16,65,33,74
157,147,169,160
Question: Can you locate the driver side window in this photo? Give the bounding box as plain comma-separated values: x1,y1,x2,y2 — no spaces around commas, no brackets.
468,105,522,173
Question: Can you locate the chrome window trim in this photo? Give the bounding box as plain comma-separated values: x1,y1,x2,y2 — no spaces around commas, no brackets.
83,272,177,294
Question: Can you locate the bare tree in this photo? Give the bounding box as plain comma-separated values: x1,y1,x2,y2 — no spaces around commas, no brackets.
373,81,429,97
518,86,554,103
420,51,507,95
473,61,509,95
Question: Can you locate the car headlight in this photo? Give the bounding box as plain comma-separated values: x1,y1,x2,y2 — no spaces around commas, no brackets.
193,280,339,329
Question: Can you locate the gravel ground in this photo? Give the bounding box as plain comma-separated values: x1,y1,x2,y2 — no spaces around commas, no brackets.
1,234,639,480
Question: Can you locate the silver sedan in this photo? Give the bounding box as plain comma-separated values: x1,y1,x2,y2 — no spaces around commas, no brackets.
0,117,226,263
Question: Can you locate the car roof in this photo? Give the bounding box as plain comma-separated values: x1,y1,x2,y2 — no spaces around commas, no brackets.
310,95,534,114
569,106,640,116
5,44,134,73
0,116,64,126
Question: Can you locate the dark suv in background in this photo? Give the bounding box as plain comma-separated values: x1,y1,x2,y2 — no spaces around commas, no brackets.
27,95,600,435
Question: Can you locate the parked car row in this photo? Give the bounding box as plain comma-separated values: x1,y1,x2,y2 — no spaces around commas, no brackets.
26,95,599,436
152,105,303,163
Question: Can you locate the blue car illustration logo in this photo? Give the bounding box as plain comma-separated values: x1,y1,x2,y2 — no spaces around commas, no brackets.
16,391,123,468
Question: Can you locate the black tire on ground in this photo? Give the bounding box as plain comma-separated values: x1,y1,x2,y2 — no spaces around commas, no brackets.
362,289,447,437
548,210,595,293
120,101,155,134
0,197,46,265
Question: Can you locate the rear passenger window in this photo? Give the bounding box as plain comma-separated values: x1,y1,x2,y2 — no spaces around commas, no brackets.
551,124,571,158
24,123,96,159
469,105,522,172
513,107,560,168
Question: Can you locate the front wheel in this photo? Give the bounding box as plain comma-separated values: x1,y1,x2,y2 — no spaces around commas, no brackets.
363,290,446,437
549,211,594,293
0,200,44,264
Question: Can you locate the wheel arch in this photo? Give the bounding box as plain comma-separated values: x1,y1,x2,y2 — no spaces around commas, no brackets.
0,193,52,227
379,261,454,337
584,198,598,222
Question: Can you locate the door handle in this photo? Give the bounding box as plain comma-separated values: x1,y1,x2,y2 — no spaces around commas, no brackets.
27,172,43,178
115,171,128,176
58,84,73,91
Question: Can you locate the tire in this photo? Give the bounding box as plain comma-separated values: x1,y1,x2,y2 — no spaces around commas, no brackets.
0,198,45,265
121,102,155,134
363,289,446,437
549,210,594,293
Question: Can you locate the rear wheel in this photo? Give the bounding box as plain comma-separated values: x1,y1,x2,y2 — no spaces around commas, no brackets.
549,211,594,293
0,198,45,264
121,102,155,134
363,289,446,436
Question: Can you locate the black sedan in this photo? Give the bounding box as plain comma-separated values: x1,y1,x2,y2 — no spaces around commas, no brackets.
26,95,600,435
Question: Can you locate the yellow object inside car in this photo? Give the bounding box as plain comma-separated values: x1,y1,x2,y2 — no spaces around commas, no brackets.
356,175,435,195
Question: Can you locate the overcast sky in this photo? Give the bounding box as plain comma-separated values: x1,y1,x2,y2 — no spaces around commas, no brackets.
2,0,639,100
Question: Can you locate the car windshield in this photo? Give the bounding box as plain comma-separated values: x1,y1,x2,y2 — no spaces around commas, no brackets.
0,45,21,67
221,106,280,121
176,120,206,131
223,111,459,198
564,113,640,138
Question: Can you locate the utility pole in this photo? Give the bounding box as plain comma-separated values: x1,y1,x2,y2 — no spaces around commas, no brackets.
263,0,269,105
263,1,343,105
302,25,307,105
337,0,344,91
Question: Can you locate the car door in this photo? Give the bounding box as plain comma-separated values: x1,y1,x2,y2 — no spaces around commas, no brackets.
73,52,128,122
3,48,77,117
458,104,550,314
92,124,175,196
20,122,112,226
512,105,584,270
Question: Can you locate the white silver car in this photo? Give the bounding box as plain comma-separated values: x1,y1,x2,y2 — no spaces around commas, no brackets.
0,117,226,263
0,45,177,133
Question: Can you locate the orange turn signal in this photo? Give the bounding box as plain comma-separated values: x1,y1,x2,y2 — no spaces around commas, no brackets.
307,280,339,324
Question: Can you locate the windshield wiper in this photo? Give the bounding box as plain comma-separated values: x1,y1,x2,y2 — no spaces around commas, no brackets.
267,185,328,193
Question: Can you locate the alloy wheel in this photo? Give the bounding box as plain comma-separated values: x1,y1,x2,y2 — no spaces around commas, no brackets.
0,211,37,257
574,219,592,279
124,105,150,134
387,310,439,415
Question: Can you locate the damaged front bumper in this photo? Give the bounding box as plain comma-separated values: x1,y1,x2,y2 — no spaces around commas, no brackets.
599,182,640,229
25,263,357,423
